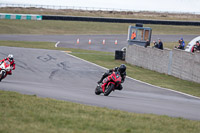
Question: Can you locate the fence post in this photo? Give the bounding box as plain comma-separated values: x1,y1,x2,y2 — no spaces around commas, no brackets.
168,50,173,75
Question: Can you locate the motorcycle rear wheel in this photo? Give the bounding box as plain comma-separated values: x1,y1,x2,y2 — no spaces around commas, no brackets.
104,83,114,96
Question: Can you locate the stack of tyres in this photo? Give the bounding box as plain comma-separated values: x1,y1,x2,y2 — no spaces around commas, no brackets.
115,50,125,60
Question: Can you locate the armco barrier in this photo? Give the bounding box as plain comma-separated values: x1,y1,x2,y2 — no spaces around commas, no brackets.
0,13,42,20
42,15,200,26
126,45,200,83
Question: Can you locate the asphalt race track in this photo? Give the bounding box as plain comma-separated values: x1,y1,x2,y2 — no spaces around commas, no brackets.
0,46,200,120
0,34,198,52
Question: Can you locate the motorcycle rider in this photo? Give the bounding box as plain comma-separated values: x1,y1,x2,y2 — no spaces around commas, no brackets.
97,64,126,90
0,54,15,81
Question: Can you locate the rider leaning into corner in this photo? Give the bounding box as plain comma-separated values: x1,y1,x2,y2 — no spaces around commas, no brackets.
97,64,126,90
0,54,15,81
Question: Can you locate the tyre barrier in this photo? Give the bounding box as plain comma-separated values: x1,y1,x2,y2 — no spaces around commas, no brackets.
1,13,199,26
42,15,200,26
0,13,42,20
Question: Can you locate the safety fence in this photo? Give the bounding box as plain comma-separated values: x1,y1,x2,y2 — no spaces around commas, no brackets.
1,3,200,14
0,13,42,20
0,3,132,12
126,45,200,83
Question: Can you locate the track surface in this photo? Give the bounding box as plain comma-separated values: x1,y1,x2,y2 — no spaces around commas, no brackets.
0,46,200,120
0,34,198,52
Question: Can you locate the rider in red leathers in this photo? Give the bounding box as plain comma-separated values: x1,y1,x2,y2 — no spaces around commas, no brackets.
97,64,126,91
0,54,15,81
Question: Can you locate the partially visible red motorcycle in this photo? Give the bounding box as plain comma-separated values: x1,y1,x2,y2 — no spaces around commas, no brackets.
0,60,11,82
95,71,122,96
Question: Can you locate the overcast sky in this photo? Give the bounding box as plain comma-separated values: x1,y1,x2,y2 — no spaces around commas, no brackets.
1,0,200,13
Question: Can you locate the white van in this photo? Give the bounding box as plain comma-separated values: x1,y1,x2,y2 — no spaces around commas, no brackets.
185,36,200,52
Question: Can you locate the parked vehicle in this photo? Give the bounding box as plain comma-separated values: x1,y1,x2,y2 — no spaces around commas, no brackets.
185,36,200,52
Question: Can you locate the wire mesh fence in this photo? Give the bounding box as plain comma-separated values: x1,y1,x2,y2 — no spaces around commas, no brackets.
0,3,200,18
1,3,200,15
0,3,133,12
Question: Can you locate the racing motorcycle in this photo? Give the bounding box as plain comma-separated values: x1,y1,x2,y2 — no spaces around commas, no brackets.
0,60,11,82
95,71,122,96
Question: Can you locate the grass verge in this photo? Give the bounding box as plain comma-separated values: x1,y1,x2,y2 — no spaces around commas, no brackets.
0,19,200,35
0,40,200,97
0,90,200,133
1,7,200,21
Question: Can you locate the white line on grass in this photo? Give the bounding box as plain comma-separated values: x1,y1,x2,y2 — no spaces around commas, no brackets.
65,52,200,100
55,41,60,48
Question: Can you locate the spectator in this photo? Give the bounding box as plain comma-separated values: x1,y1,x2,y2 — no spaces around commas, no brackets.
192,41,200,52
131,32,136,40
180,37,185,49
157,39,163,50
175,40,184,50
153,40,158,48
144,39,150,48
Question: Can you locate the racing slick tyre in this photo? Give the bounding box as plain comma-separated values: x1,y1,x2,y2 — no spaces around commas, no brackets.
0,71,5,82
104,83,114,96
95,85,102,95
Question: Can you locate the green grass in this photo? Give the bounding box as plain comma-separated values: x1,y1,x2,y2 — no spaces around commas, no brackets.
0,40,200,98
0,90,200,133
0,40,112,54
0,19,200,35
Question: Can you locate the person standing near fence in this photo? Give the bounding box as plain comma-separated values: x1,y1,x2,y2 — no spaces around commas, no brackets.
192,41,200,52
157,39,163,50
175,40,184,50
153,40,158,48
131,32,136,40
180,37,185,49
144,39,150,48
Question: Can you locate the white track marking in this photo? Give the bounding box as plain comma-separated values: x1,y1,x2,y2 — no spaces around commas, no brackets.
126,76,200,100
65,52,200,100
55,41,60,48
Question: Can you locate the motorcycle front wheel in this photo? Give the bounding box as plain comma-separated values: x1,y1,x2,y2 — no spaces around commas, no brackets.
104,83,114,96
0,71,5,82
95,85,102,95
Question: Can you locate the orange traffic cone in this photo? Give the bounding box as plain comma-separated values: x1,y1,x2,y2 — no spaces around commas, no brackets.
89,39,91,44
77,38,80,44
115,40,118,45
102,39,105,45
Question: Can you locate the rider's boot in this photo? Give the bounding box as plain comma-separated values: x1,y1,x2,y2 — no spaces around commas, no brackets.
97,78,103,84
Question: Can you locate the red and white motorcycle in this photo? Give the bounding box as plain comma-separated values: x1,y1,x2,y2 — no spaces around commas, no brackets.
95,71,122,96
0,60,11,82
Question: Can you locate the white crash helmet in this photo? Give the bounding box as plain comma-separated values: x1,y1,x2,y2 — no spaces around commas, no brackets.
8,54,14,61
